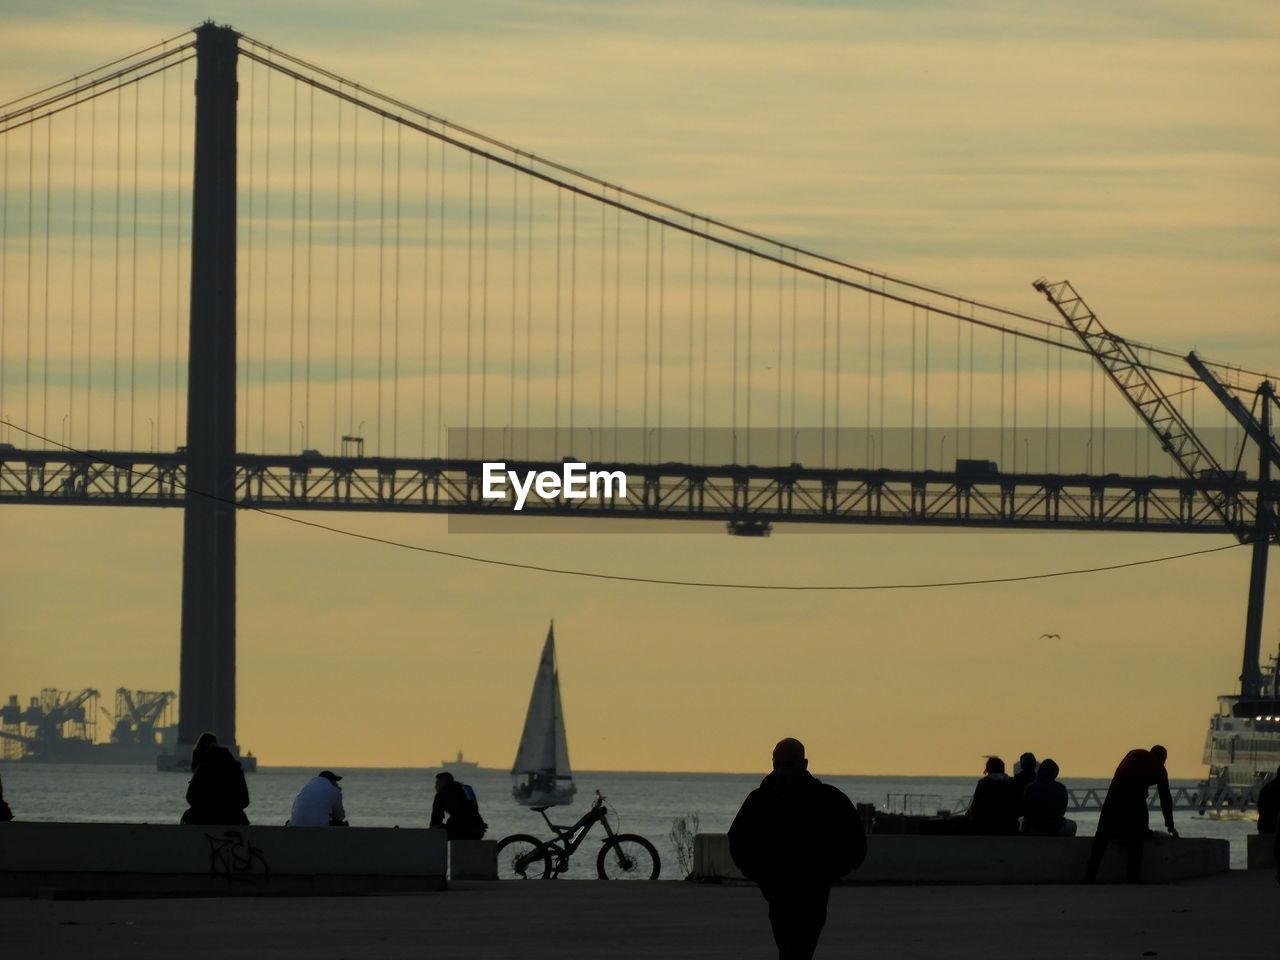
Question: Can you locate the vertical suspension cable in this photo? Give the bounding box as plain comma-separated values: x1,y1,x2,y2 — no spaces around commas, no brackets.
1013,331,1019,470
922,307,929,470
305,84,315,452
522,161,531,457
349,101,359,439
909,305,916,471
479,157,487,452
967,308,974,458
700,223,708,461
513,159,520,456
25,122,35,439
392,122,401,457
612,191,621,457
245,57,256,452
129,85,139,449
865,288,872,466
821,281,829,467
602,198,610,453
686,224,694,462
776,255,784,464
43,115,53,447
421,122,431,457
642,217,650,458
376,116,387,455
878,282,885,468
288,80,299,451
730,249,738,462
111,88,120,448
1,108,7,440
553,188,563,455
437,135,447,455
656,221,664,461
260,62,272,451
744,252,751,465
333,83,342,454
174,57,185,448
154,64,163,450
790,254,799,463
567,190,576,449
87,95,96,445
835,285,842,467
464,150,473,456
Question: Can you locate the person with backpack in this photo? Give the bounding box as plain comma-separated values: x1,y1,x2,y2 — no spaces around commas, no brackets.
430,770,487,840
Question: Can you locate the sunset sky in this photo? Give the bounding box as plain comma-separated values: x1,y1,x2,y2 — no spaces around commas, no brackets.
1,1,1277,778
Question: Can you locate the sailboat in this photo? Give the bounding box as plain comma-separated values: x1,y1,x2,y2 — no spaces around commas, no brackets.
511,622,577,807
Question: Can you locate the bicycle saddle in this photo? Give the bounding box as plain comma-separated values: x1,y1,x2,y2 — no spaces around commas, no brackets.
530,804,552,813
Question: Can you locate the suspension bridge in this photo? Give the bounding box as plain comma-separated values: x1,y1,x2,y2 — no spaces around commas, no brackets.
0,23,1275,762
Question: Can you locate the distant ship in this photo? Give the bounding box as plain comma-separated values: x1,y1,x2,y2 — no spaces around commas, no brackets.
511,622,577,807
440,750,480,774
1203,646,1280,791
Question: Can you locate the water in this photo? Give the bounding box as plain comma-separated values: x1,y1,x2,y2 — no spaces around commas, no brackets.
0,763,1258,875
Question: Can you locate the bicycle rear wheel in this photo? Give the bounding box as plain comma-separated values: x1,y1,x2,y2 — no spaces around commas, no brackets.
597,835,660,880
496,834,552,880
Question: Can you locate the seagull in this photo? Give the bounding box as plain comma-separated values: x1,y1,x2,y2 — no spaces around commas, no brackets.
1039,633,1061,640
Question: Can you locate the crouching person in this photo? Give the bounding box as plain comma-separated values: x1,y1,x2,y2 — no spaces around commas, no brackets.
729,738,867,960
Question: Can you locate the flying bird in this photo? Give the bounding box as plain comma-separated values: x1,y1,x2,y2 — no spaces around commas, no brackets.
1039,633,1061,640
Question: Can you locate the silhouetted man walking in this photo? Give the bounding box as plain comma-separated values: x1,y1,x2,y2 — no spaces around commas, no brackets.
729,738,866,960
1084,744,1177,883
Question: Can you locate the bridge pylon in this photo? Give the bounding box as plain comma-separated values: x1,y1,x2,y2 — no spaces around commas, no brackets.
177,22,241,756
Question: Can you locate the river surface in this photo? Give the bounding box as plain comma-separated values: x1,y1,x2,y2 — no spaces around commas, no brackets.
0,763,1258,875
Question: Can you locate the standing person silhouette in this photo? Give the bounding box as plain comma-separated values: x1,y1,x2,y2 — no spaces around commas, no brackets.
729,738,866,960
1084,744,1177,883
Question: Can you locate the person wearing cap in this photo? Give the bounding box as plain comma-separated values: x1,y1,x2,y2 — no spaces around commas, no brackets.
289,770,348,827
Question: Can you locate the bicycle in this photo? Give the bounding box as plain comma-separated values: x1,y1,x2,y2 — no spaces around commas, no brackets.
496,791,661,880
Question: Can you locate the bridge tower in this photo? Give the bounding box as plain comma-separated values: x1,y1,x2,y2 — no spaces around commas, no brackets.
177,22,240,755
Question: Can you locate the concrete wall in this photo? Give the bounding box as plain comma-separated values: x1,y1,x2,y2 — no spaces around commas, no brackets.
693,833,1230,885
1246,833,1277,870
0,821,448,897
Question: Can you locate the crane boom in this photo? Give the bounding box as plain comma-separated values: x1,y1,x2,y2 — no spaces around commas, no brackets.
1032,278,1253,538
1186,353,1280,476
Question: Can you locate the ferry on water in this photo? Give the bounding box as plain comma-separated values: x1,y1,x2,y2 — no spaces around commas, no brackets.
1203,646,1280,791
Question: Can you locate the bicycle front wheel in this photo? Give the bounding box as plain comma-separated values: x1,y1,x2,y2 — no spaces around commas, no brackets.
597,834,661,880
496,834,552,880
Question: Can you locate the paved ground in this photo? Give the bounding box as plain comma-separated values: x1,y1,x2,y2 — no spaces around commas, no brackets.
3,873,1277,959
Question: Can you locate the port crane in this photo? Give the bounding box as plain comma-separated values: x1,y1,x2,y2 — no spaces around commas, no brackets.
0,688,100,759
107,689,177,746
1035,279,1279,808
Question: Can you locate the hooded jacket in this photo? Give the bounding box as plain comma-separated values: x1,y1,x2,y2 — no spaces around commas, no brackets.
728,770,866,888
182,745,251,826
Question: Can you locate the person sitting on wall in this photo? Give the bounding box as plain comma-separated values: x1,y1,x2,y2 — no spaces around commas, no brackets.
1021,758,1077,836
964,756,1022,835
288,770,348,827
430,771,487,841
1013,753,1038,792
180,732,251,826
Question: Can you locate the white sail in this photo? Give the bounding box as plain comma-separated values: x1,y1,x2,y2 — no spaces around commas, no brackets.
511,623,576,806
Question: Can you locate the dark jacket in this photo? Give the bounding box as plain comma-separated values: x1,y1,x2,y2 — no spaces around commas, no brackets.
1101,748,1173,835
1022,761,1069,834
728,771,866,889
1257,775,1280,835
966,774,1021,835
430,781,486,833
181,745,250,825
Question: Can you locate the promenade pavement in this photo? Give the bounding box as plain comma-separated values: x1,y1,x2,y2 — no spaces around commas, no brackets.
3,872,1276,960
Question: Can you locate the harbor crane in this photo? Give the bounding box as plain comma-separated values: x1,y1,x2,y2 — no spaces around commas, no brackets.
1033,280,1278,701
